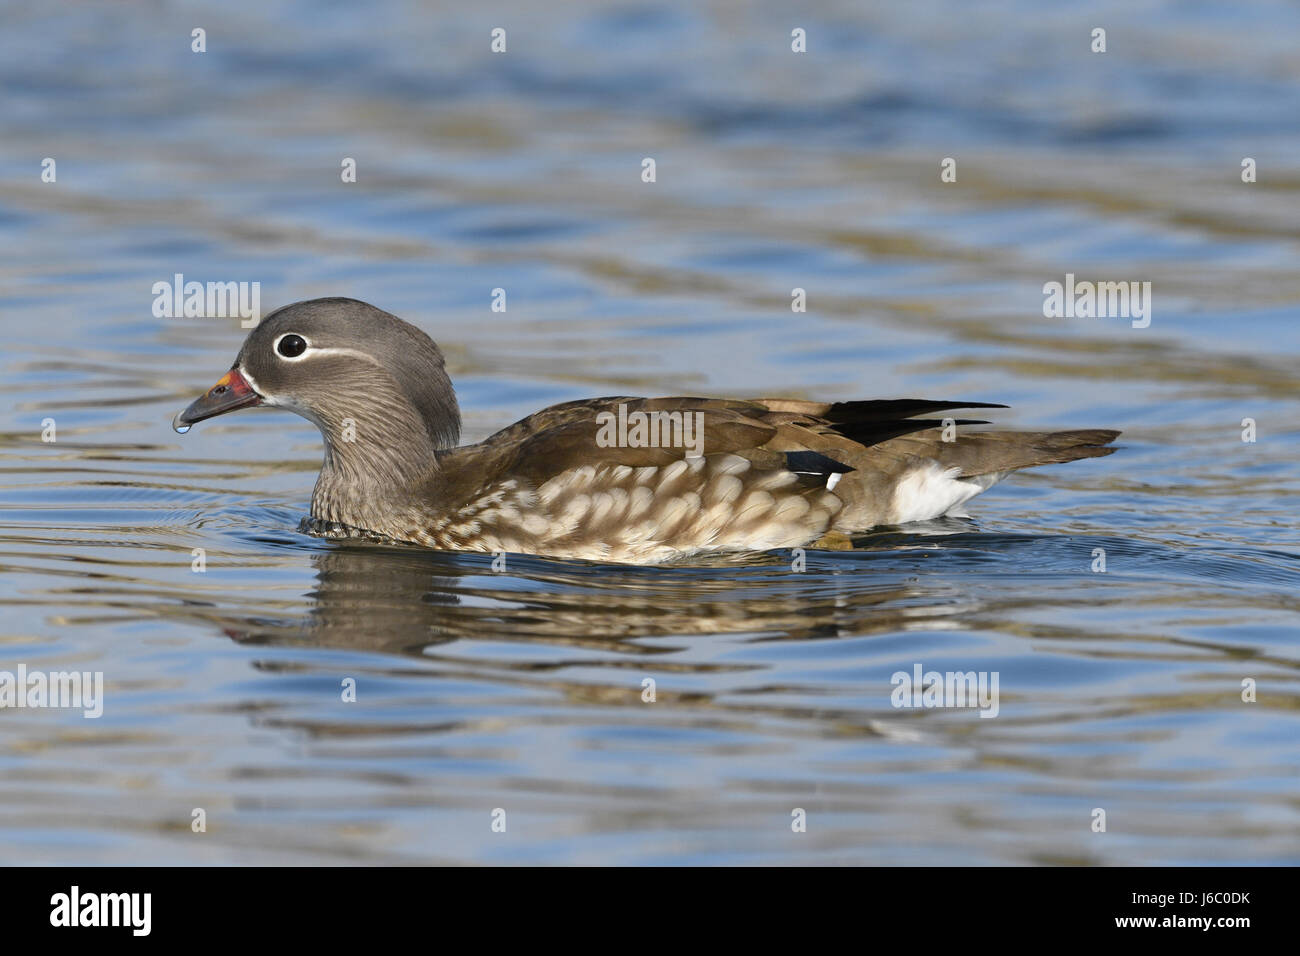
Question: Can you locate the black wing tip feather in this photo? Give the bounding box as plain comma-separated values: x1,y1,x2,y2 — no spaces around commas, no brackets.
927,400,1010,410
825,399,1010,421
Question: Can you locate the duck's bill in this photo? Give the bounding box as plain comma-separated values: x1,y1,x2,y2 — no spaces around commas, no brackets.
173,367,263,432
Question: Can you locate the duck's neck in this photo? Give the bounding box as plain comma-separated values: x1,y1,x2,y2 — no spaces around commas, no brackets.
309,403,450,535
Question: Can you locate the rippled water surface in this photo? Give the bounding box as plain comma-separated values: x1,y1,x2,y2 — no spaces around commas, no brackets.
2,1,1299,864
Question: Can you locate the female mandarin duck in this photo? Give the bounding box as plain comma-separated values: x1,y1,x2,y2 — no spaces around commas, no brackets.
175,298,1119,564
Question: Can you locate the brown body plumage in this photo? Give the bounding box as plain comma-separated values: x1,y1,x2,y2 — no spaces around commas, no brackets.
175,298,1120,564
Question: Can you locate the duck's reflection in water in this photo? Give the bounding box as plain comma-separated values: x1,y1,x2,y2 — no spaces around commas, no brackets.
219,538,964,659
205,538,995,747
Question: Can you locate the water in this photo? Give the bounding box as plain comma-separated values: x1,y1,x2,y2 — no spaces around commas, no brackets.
1,1,1298,865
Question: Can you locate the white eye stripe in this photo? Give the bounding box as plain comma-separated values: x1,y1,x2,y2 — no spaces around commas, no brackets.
270,331,384,372
272,341,383,365
303,347,383,365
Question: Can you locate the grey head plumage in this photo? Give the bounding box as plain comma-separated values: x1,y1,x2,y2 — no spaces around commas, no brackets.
238,297,460,451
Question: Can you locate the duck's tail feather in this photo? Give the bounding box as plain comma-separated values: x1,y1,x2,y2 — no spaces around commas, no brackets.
931,429,1121,477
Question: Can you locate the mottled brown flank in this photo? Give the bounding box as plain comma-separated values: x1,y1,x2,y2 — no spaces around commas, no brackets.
395,455,840,563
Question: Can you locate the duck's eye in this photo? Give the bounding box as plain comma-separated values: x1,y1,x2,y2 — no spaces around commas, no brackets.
277,334,307,358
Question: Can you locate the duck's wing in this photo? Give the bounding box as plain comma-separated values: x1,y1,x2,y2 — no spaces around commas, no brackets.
469,396,778,482
477,396,768,450
455,395,1008,487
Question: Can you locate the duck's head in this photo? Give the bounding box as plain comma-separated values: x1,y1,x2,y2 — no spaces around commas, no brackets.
173,298,461,455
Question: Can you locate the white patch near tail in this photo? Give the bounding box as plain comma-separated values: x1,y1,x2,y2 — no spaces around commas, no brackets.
890,462,1008,523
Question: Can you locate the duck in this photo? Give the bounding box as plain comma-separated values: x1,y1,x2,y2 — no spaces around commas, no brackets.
174,297,1119,564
